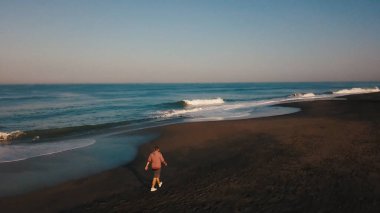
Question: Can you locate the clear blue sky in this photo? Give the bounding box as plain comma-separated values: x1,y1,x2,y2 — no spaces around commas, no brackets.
1,0,379,83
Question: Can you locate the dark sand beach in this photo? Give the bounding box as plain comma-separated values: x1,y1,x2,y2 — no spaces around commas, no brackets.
1,92,380,212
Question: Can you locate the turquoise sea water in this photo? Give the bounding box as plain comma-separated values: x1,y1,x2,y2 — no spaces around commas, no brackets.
0,82,379,196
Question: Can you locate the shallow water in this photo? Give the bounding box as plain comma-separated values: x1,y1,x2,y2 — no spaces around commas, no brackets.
0,132,157,197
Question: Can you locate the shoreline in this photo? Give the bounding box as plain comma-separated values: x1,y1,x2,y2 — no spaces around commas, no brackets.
1,92,380,212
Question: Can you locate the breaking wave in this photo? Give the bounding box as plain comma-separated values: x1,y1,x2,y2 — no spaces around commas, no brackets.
333,87,379,95
181,97,224,107
289,93,316,98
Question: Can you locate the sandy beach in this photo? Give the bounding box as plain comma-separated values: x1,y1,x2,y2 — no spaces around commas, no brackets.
1,92,380,212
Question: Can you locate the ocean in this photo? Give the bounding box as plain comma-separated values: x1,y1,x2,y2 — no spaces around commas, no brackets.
0,82,379,196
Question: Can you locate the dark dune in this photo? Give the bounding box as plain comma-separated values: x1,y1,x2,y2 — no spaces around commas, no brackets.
1,92,380,212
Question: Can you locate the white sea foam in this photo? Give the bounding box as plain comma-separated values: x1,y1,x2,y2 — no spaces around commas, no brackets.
290,93,316,98
0,131,25,143
182,97,224,107
333,87,380,95
157,108,204,118
0,139,96,163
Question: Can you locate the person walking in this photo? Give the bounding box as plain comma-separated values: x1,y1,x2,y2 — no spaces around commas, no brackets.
145,145,167,192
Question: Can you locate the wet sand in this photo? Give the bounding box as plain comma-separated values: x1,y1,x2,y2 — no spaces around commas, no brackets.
1,92,380,212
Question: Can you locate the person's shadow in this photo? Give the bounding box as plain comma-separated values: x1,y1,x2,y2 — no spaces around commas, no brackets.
125,164,150,189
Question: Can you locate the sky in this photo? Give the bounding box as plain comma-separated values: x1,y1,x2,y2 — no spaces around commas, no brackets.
0,0,379,83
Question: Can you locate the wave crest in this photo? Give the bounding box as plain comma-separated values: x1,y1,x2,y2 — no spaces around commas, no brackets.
333,87,380,95
289,93,316,98
181,97,224,107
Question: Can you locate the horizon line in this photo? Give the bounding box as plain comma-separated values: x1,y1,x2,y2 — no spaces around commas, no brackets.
1,80,380,85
